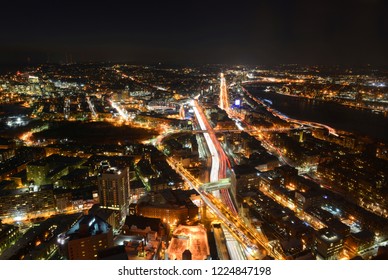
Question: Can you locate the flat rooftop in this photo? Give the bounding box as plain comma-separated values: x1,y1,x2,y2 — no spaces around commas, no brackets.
317,228,342,244
167,224,209,260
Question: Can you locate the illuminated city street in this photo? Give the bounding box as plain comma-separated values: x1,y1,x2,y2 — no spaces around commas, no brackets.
1,10,388,280
0,47,387,264
1,62,387,262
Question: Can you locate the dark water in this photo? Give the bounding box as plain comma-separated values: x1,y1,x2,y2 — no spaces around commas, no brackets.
248,87,388,142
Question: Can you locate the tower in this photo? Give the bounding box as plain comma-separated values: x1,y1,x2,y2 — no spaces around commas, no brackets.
98,166,130,222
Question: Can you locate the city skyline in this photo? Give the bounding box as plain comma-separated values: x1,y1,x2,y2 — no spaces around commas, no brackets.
1,0,388,262
0,63,387,260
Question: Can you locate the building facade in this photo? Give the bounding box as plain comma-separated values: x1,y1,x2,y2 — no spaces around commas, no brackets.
59,215,114,260
98,166,130,222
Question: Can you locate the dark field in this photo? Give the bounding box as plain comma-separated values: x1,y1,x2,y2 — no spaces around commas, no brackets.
32,121,157,144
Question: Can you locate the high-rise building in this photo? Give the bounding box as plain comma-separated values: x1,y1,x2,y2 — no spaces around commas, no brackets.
98,166,130,222
313,228,344,260
58,214,113,260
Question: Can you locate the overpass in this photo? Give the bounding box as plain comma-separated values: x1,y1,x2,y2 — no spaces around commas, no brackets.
200,178,231,192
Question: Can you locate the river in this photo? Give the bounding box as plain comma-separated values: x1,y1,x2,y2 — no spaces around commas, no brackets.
247,86,388,142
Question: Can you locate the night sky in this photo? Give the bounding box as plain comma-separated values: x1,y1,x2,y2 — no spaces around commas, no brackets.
1,0,387,66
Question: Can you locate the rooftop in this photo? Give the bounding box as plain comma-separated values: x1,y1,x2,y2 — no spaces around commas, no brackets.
88,204,116,222
233,164,259,176
124,215,162,232
29,154,82,167
101,166,125,176
0,184,53,197
317,228,343,244
66,214,111,240
167,224,209,260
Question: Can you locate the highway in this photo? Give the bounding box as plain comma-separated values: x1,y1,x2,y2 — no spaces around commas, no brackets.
219,73,230,111
191,100,220,183
191,99,237,214
211,223,231,260
112,71,284,259
153,110,284,259
216,74,289,259
187,75,286,259
109,99,129,121
86,96,98,119
222,224,247,260
148,74,287,259
166,157,266,259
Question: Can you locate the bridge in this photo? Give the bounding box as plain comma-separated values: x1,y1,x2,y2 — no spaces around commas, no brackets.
199,178,231,192
177,127,299,134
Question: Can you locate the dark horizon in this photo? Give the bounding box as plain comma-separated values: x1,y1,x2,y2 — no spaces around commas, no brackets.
1,0,387,66
1,61,388,72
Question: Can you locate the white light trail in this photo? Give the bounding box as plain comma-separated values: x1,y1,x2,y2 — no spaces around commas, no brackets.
86,97,98,118
219,73,230,111
192,100,220,182
109,100,129,121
